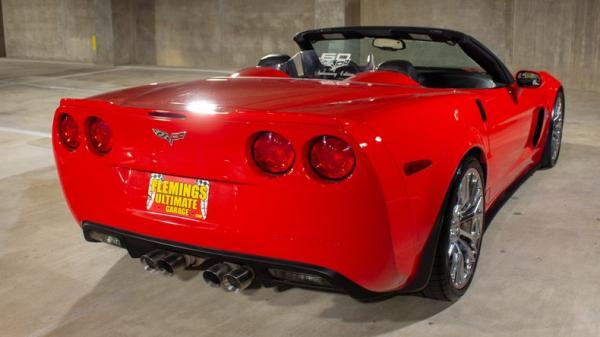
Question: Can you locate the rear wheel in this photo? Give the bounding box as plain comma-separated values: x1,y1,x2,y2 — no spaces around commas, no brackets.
423,157,485,301
541,91,565,168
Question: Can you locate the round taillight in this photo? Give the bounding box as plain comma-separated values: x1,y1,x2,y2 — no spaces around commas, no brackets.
252,132,295,174
58,114,80,150
309,136,355,180
88,117,112,154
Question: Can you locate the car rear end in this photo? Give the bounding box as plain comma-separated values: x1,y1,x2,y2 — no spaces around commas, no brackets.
52,96,412,298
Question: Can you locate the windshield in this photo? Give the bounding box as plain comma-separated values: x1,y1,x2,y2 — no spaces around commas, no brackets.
272,36,496,89
313,38,481,70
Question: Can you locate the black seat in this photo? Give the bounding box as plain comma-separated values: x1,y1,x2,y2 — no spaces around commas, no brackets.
377,60,419,82
258,54,298,77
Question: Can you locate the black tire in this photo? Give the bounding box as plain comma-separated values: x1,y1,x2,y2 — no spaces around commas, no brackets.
422,156,485,301
541,90,565,168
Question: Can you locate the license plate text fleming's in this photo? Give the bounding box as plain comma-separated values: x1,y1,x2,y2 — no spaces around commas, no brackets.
146,173,210,220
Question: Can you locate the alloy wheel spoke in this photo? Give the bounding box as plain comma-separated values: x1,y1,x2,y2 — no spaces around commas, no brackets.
459,175,470,206
450,246,463,284
463,239,477,268
448,240,459,261
460,189,482,222
454,247,465,285
450,246,459,282
459,228,479,243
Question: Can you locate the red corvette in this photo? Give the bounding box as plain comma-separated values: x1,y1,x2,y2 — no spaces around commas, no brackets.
53,27,564,301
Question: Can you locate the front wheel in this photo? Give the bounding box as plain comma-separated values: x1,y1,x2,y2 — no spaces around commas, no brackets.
423,157,485,301
541,90,565,168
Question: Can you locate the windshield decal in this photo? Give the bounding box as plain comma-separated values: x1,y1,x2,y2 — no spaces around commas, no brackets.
320,53,352,68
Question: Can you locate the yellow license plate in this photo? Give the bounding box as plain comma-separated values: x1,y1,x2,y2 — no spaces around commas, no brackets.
146,173,210,220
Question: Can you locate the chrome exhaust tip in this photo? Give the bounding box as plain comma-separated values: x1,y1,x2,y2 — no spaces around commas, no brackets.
156,252,187,275
202,263,232,288
140,250,167,272
222,266,254,293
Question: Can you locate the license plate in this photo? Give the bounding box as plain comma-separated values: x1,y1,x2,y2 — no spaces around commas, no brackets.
146,173,210,220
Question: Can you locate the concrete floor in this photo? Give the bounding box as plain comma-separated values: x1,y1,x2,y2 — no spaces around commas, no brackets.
1,58,599,337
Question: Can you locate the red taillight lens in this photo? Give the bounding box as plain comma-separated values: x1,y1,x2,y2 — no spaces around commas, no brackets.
58,114,80,150
88,117,112,154
252,132,295,174
310,136,355,180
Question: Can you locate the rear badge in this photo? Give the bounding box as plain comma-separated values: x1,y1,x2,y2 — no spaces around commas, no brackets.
146,173,210,220
152,128,186,147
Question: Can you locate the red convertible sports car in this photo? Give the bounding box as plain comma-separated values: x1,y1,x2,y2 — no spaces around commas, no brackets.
53,27,564,301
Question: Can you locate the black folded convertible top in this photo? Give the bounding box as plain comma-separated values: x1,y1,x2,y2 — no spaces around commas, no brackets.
294,26,468,47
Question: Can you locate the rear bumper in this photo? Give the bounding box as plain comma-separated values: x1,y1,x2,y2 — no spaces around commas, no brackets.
83,222,395,300
54,101,442,295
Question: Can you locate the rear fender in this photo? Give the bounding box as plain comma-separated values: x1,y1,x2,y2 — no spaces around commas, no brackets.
346,93,489,290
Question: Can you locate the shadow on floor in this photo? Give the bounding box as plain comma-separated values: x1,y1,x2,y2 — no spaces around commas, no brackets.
43,254,452,337
485,164,539,228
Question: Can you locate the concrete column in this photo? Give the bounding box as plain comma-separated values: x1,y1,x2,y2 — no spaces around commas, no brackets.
133,0,156,65
93,0,115,65
315,0,360,27
92,0,139,65
111,0,136,65
0,0,5,57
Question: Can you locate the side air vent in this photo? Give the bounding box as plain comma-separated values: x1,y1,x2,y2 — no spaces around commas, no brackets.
475,99,487,122
532,108,545,147
149,111,187,120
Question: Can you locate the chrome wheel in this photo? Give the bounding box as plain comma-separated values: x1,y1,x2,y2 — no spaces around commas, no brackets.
550,94,564,162
448,167,484,289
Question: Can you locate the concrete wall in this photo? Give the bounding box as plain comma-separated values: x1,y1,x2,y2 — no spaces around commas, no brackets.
152,0,316,69
0,0,352,68
361,0,600,92
2,0,97,62
1,0,599,90
1,0,140,65
512,0,600,93
151,0,358,69
361,0,514,67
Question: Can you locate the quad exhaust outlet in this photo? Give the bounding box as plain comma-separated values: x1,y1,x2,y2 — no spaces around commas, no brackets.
140,250,198,275
157,252,187,274
141,251,255,292
203,263,233,288
140,250,168,272
202,263,255,292
222,266,254,293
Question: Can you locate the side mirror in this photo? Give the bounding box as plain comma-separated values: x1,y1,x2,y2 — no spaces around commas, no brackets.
516,70,542,88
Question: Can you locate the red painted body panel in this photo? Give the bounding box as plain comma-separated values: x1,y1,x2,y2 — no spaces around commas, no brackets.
52,70,561,293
